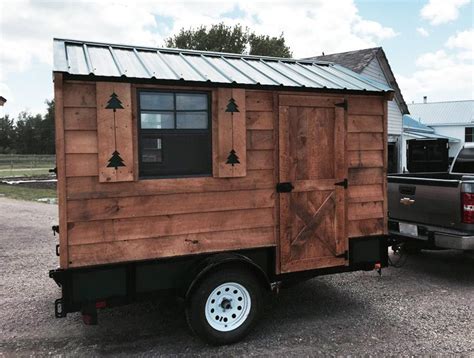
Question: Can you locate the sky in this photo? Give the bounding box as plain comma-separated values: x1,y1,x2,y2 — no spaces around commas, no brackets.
0,0,473,118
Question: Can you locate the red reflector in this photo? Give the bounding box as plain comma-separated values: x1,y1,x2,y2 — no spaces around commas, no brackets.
462,193,474,223
95,300,106,309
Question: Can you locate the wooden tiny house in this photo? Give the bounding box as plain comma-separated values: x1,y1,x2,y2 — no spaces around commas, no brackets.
50,39,393,344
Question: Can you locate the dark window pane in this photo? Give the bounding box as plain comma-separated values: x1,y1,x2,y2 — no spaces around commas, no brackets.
140,93,174,110
176,112,208,129
176,93,207,110
142,137,162,163
466,128,474,142
140,134,211,176
141,112,174,129
452,148,474,173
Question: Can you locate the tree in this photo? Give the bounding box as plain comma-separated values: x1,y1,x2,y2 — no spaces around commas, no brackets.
249,33,292,58
0,115,16,153
165,23,249,53
165,23,292,58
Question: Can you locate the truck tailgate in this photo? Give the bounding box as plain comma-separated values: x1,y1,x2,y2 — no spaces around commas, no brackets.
387,176,461,229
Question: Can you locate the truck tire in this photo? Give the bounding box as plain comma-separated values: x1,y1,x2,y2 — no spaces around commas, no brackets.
185,267,262,345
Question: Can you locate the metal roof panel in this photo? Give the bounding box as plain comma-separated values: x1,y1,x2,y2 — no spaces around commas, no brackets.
53,38,393,93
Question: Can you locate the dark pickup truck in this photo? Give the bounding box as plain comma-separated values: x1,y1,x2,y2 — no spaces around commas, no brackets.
388,144,474,251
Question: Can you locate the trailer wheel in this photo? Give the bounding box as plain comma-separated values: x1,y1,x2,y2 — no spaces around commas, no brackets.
185,267,262,345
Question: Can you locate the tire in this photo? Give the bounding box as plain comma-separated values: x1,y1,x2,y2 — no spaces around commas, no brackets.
185,267,262,345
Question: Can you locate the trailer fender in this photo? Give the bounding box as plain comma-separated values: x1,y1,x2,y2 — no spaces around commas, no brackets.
184,253,271,300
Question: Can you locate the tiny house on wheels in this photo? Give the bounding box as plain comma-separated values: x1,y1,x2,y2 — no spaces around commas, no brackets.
49,38,393,345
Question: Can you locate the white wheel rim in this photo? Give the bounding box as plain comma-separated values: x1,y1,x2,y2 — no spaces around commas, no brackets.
204,282,251,332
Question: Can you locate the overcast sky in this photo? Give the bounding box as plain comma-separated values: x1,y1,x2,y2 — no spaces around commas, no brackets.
0,0,473,118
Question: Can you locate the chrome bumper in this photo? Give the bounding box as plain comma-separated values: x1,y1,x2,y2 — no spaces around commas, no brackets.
434,233,474,250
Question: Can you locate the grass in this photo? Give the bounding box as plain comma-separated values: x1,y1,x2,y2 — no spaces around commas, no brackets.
0,184,57,202
0,154,55,178
0,168,52,178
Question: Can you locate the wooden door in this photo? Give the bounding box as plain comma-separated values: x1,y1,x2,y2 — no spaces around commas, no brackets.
279,96,347,273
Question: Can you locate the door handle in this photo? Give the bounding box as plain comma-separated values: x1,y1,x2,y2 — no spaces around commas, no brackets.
276,182,294,193
335,179,348,189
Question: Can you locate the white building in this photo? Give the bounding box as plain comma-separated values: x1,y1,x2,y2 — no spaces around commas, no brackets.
308,48,409,173
408,100,474,159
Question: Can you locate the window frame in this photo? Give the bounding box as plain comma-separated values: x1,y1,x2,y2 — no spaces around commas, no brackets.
465,127,473,143
137,88,213,179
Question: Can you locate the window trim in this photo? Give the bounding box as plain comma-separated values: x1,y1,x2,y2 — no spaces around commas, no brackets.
137,89,212,179
465,127,473,143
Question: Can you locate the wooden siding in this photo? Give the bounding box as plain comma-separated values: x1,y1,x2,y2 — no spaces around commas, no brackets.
57,80,388,270
59,82,277,268
346,95,386,238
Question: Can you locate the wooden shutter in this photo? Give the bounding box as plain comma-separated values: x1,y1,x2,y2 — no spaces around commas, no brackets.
213,88,246,178
96,82,134,182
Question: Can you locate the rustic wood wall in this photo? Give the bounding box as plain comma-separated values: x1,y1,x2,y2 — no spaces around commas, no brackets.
55,75,387,270
56,78,276,268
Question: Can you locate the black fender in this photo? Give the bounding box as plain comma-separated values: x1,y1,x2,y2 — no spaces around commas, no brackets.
184,252,271,300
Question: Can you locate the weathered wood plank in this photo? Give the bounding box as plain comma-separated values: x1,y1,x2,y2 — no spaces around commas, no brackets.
246,91,273,111
281,256,346,273
348,218,384,237
348,115,383,133
246,111,273,130
65,154,98,177
278,95,343,108
68,207,275,245
68,227,276,267
247,150,273,170
54,73,69,268
348,184,384,203
63,82,96,108
64,107,97,130
348,202,384,221
67,189,275,222
348,150,384,168
96,82,134,182
247,130,273,150
347,133,383,151
348,168,384,185
64,130,98,154
348,96,383,115
66,169,274,200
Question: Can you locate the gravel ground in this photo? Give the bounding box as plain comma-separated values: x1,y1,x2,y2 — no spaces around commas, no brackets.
0,197,473,356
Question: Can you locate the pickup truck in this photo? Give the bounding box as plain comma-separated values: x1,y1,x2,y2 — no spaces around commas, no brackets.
388,143,474,251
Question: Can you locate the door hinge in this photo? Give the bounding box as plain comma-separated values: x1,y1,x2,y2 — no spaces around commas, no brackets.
276,182,294,193
335,99,348,111
335,178,348,189
336,250,348,260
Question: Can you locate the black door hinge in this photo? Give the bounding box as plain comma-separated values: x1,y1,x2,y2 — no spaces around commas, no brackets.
335,99,348,111
336,250,348,259
52,225,59,236
276,182,294,193
335,178,348,189
49,167,57,175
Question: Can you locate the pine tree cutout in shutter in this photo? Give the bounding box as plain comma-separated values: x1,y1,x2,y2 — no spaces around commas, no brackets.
105,92,125,169
225,97,240,167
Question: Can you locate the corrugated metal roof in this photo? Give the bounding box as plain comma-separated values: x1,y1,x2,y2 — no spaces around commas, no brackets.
408,100,474,126
53,38,393,93
403,115,460,142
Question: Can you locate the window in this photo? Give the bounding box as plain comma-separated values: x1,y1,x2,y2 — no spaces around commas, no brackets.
451,148,474,173
138,91,212,177
465,127,474,142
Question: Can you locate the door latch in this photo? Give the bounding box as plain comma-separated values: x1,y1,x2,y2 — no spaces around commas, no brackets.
276,182,294,193
335,178,348,189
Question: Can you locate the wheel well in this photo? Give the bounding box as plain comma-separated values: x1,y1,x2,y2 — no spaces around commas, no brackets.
184,254,271,300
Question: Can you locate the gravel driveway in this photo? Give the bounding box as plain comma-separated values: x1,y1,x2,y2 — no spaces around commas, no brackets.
0,197,473,356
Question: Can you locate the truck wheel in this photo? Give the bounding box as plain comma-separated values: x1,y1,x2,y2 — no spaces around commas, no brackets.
185,267,262,345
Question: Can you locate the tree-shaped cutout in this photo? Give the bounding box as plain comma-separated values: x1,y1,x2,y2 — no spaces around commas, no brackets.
107,150,125,169
105,92,124,111
225,97,239,113
226,149,240,166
